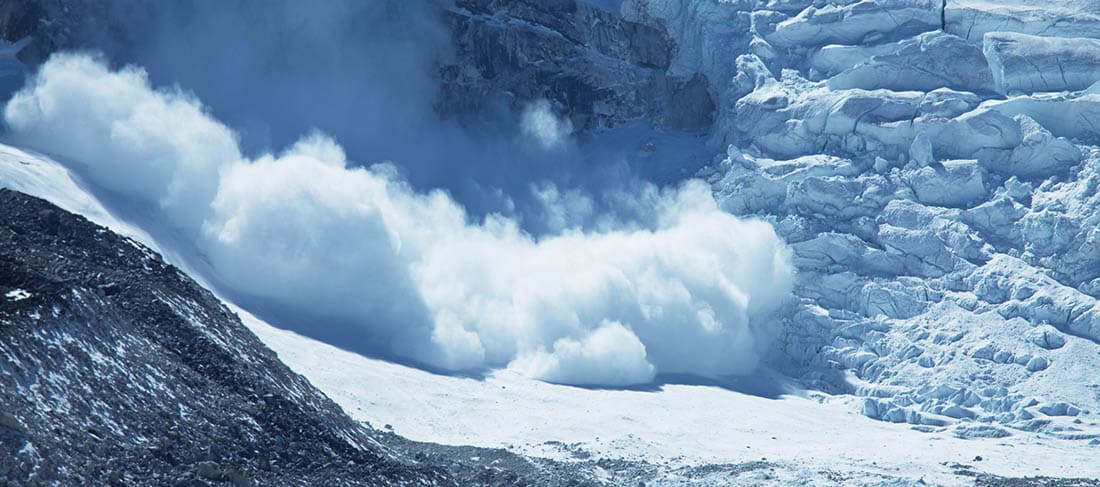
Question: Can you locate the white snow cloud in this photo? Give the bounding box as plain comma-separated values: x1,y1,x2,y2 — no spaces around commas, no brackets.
521,100,573,149
3,54,794,385
3,53,241,229
509,321,656,386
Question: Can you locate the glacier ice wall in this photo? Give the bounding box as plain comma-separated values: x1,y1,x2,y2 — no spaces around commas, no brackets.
625,0,1100,439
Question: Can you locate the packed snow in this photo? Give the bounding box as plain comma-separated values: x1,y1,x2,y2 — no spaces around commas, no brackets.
241,306,1100,485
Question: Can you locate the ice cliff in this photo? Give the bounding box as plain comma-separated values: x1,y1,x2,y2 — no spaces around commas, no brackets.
613,0,1100,440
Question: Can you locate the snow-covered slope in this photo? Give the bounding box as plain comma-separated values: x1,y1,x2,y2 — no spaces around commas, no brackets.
0,154,651,486
243,307,1100,485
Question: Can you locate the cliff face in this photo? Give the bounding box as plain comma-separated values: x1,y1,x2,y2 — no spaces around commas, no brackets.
0,0,97,64
0,0,718,134
439,0,715,132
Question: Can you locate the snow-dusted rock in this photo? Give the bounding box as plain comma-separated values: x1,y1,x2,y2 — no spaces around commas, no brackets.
442,0,678,130
622,0,750,107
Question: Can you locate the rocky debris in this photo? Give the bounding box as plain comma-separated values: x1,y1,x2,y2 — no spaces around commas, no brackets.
975,474,1100,487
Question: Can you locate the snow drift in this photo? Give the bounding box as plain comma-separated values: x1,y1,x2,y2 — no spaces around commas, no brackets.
2,53,793,385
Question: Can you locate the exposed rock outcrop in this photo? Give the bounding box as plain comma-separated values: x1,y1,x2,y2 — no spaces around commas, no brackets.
439,0,715,132
0,189,457,484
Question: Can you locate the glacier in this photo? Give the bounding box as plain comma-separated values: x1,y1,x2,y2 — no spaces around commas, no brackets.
620,0,1100,442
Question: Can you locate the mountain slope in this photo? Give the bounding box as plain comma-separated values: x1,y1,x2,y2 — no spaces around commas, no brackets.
0,183,669,486
3,142,1098,486
0,188,457,485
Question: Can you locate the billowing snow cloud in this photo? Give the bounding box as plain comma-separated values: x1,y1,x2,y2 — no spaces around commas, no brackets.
521,100,573,149
3,54,794,385
510,321,655,386
3,54,240,229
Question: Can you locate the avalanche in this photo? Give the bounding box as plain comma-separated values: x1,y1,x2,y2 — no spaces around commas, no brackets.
2,53,794,386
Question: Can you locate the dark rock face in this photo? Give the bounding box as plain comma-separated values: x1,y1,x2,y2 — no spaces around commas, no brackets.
0,0,99,64
437,0,713,132
665,74,716,131
0,0,716,134
0,189,454,485
0,0,49,62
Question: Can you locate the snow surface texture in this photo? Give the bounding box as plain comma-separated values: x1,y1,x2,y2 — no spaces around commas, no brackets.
243,307,1100,485
624,0,1100,440
1,53,793,386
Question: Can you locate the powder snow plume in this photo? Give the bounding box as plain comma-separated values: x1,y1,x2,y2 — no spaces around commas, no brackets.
3,53,793,386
